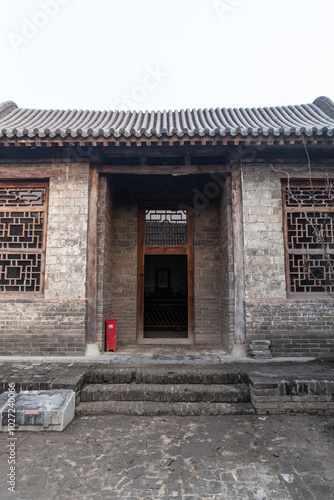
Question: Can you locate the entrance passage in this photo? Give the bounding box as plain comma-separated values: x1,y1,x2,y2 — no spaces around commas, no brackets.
144,255,188,338
137,203,194,344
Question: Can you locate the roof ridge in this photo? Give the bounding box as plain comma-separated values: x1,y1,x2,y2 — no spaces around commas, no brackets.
2,97,334,116
0,101,18,118
313,96,334,120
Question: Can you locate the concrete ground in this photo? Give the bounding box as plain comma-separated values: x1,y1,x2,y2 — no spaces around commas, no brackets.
0,413,334,500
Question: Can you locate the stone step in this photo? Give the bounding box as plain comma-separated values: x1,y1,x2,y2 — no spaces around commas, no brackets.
76,400,256,416
80,383,250,404
84,366,246,386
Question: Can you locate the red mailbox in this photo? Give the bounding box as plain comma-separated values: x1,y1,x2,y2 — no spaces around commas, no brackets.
106,319,117,352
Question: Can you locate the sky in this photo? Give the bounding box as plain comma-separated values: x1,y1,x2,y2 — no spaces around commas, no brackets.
1,0,333,112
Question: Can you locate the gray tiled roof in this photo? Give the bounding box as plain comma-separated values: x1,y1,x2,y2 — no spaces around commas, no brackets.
0,96,333,140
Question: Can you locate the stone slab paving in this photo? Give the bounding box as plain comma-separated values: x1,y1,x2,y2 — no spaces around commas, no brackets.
0,413,333,499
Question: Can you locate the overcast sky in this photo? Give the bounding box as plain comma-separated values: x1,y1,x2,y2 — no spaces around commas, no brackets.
1,0,333,112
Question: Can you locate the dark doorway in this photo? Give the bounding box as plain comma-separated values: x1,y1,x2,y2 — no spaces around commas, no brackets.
143,255,188,339
137,203,194,344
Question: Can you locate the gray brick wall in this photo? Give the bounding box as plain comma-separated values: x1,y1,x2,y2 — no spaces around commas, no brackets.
242,162,334,358
0,162,90,356
97,177,138,348
246,299,334,357
106,200,138,346
219,176,235,352
194,198,222,345
242,163,286,300
0,299,86,355
96,176,115,350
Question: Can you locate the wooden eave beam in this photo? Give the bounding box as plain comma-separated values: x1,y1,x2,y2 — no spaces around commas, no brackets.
97,164,231,175
0,135,333,148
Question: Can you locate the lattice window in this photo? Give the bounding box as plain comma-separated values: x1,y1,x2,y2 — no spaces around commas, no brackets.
0,184,48,293
283,182,334,294
145,209,187,246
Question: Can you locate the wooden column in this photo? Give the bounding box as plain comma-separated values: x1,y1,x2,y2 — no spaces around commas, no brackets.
85,166,100,356
231,164,247,356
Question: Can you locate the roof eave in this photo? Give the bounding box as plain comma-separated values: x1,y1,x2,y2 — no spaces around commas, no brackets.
1,132,334,148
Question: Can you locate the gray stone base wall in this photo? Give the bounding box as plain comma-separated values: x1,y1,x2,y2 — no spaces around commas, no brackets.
0,299,86,355
246,299,334,357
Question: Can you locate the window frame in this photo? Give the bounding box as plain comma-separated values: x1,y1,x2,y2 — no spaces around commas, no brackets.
0,181,49,296
282,180,334,298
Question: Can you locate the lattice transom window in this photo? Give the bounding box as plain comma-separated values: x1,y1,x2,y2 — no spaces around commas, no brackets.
145,209,187,246
0,184,48,293
283,182,334,294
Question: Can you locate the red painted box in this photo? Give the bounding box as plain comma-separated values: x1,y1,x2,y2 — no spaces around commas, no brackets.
106,319,117,352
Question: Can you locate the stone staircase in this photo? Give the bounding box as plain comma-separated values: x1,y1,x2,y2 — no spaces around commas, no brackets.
76,364,255,416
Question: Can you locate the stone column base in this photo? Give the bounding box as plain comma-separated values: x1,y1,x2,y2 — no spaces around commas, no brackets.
231,343,248,357
84,343,100,357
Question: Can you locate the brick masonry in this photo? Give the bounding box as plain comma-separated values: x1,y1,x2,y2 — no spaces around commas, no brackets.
245,299,334,357
103,198,138,347
219,175,235,351
194,197,222,345
96,176,116,351
0,162,90,355
249,378,334,414
242,162,334,357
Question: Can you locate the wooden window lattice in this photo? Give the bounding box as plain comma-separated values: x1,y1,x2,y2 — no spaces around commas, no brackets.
285,185,334,208
0,184,47,293
284,183,334,293
145,209,187,246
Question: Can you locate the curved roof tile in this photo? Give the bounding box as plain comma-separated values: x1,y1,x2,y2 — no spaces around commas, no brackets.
0,97,334,140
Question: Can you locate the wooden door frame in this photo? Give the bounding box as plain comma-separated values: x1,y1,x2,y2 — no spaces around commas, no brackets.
137,202,194,344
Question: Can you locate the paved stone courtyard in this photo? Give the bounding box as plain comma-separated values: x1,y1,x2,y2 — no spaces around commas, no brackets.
0,413,334,499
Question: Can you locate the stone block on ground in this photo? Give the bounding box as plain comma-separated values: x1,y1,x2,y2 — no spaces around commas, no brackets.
0,390,75,432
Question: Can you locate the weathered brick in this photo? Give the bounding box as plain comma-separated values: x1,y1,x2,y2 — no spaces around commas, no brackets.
0,164,89,355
